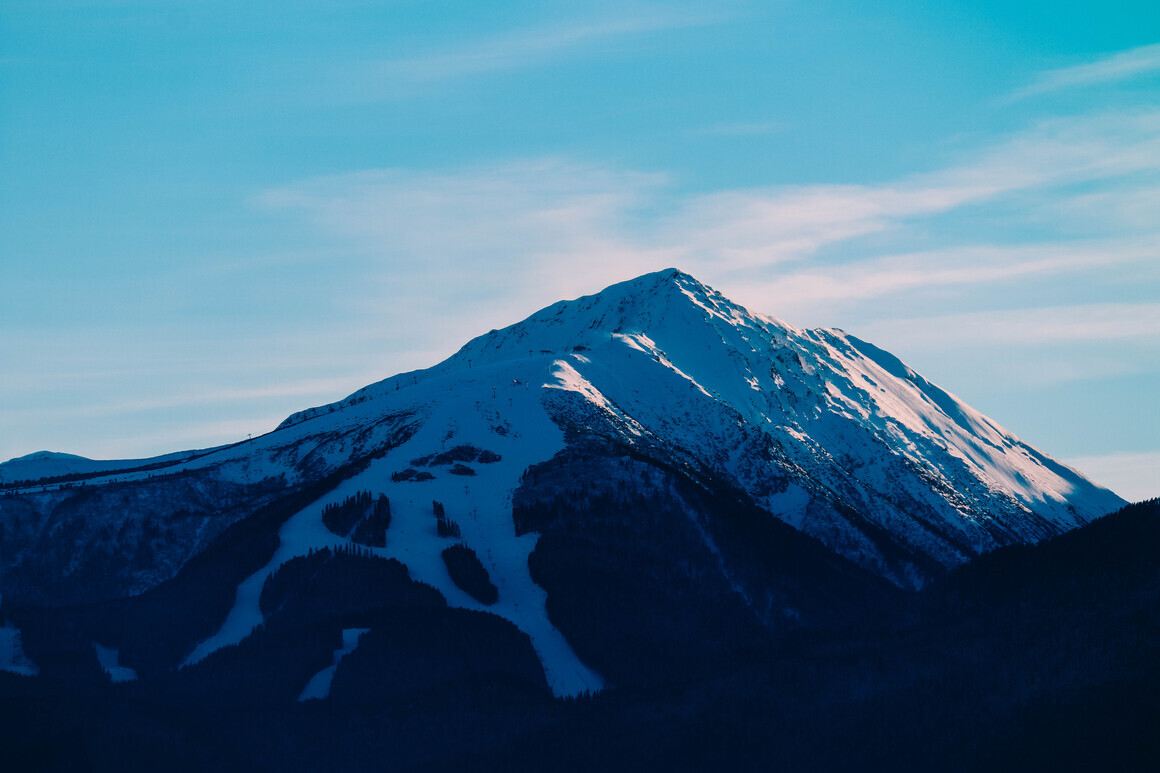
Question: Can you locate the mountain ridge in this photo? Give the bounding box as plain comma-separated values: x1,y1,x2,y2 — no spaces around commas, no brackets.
0,269,1125,698
3,269,1123,589
0,268,1141,766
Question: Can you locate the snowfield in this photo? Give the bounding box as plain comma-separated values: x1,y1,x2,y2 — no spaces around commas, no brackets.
184,354,604,696
0,623,38,677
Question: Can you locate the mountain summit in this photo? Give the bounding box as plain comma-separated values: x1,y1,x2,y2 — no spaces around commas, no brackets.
0,269,1124,697
281,267,1123,585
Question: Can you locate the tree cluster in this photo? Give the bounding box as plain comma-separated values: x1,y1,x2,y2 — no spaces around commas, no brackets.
321,491,391,547
432,500,461,539
441,544,498,605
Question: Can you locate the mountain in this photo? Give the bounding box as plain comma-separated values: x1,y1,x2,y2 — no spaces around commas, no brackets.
0,269,1147,771
0,270,1123,683
279,267,1124,588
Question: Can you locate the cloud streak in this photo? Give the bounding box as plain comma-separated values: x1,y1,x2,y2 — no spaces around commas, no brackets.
256,108,1160,315
748,237,1160,315
1012,42,1160,100
246,101,1160,452
854,303,1160,349
1064,451,1160,502
339,6,725,98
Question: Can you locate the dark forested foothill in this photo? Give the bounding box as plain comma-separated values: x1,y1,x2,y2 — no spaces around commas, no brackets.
12,272,1151,771
513,439,899,689
2,498,1158,773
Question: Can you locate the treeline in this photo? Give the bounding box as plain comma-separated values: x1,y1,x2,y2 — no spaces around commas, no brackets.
513,444,898,690
259,546,440,622
410,445,502,467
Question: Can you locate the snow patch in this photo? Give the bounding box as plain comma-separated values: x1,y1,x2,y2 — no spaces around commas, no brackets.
185,358,605,697
298,627,369,702
94,643,137,683
0,624,38,676
546,359,645,438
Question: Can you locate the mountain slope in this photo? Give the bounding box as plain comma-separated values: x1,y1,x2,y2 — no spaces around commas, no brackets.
282,268,1121,586
0,269,1124,700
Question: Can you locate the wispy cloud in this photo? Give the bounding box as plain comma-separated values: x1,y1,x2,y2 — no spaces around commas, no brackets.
848,303,1160,393
1012,42,1160,100
1045,184,1160,231
746,237,1160,317
854,303,1160,349
80,379,364,420
254,107,1160,352
255,158,673,305
340,7,725,99
98,418,295,459
1064,451,1160,502
258,112,1154,276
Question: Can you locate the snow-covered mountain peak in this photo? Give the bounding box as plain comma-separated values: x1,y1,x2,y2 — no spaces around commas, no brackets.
7,270,1124,602
0,269,1130,703
393,269,1122,583
273,271,1121,562
277,267,781,430
441,267,772,368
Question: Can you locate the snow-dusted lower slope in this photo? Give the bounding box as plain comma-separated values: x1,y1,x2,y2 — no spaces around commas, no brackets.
181,356,603,695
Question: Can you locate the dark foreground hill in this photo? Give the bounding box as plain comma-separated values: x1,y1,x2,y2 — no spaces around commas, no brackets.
1,498,1157,772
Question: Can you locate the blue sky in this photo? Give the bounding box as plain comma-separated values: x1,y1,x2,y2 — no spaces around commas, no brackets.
2,1,1158,500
